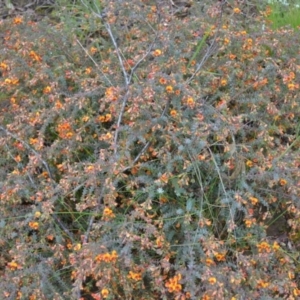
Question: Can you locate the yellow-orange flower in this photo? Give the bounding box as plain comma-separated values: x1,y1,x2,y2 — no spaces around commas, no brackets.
29,51,42,63
293,288,300,297
186,96,195,108
220,78,227,86
43,86,52,94
287,82,299,90
208,277,217,285
103,207,115,219
105,87,118,101
34,211,41,218
257,279,269,288
95,250,118,263
0,62,9,70
4,78,19,85
159,173,169,184
98,113,112,123
170,109,177,117
101,288,109,298
257,241,271,253
279,178,287,186
233,7,241,14
272,241,280,251
165,274,182,293
246,160,253,167
73,243,81,251
249,196,258,205
128,271,142,281
244,218,256,228
85,67,92,74
153,49,162,57
7,260,20,271
166,85,173,93
205,258,215,266
90,46,98,54
214,252,226,262
223,38,230,45
29,221,39,230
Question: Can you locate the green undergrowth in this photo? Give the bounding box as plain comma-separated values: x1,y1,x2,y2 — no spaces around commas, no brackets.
0,0,300,299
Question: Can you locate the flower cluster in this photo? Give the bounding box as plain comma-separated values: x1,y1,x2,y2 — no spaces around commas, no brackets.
165,273,182,293
95,250,118,263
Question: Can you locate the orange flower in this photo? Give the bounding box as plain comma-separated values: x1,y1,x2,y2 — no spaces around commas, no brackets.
159,173,169,184
233,7,241,14
170,109,177,117
13,16,23,25
29,51,42,62
55,101,63,110
205,258,215,266
214,252,226,261
279,178,287,186
228,53,236,60
159,77,167,85
57,121,74,139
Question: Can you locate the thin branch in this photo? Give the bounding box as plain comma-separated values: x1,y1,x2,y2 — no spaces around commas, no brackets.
0,125,55,184
186,0,225,85
75,38,113,86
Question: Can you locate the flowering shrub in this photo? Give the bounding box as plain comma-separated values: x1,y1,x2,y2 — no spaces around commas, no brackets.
0,0,300,299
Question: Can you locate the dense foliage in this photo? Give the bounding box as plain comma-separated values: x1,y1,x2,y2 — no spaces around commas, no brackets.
0,0,300,299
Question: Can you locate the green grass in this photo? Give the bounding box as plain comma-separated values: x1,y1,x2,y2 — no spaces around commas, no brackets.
267,0,300,29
